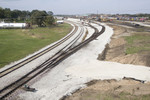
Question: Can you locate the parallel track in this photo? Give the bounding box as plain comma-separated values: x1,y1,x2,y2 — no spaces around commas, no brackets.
0,22,78,78
0,23,105,100
0,25,85,100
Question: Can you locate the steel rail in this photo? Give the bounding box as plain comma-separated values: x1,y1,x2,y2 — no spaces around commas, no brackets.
0,25,85,100
0,22,78,78
0,23,105,100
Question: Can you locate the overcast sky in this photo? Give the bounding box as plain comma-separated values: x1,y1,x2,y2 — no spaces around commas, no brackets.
0,0,150,14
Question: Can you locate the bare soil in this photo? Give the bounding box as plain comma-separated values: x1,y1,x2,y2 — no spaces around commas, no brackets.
61,79,150,100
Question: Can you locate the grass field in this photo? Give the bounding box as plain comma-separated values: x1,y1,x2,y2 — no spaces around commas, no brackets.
0,23,72,68
125,33,150,54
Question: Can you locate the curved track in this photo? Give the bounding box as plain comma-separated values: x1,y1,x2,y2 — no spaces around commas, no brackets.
0,22,78,78
0,22,105,100
0,23,85,100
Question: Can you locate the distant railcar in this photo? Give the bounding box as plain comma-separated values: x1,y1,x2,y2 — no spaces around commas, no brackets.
56,20,64,24
0,22,27,29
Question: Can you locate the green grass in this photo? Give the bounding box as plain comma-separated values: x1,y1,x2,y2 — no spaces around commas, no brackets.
0,23,72,68
126,46,150,54
125,35,150,44
124,34,150,54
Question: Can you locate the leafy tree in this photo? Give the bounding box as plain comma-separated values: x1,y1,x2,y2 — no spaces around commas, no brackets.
12,10,22,18
0,7,55,26
0,7,5,18
31,10,39,15
19,10,31,21
4,8,11,18
44,15,55,26
31,10,48,27
47,11,53,16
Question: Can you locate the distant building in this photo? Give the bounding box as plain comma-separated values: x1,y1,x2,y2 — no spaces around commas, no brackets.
0,21,27,29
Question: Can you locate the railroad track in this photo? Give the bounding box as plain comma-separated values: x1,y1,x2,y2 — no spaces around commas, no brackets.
0,23,85,100
0,23,105,100
0,22,79,78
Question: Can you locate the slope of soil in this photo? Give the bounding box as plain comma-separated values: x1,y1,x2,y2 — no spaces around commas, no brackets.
62,79,150,100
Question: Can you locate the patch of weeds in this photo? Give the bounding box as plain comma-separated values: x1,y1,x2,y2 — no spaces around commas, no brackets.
124,34,150,54
141,94,150,100
125,35,149,44
126,46,150,54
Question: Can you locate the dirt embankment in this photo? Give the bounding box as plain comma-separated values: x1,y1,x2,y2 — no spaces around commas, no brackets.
98,24,150,67
62,79,150,100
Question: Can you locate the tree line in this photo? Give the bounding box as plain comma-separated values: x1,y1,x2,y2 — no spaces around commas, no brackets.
0,7,55,27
